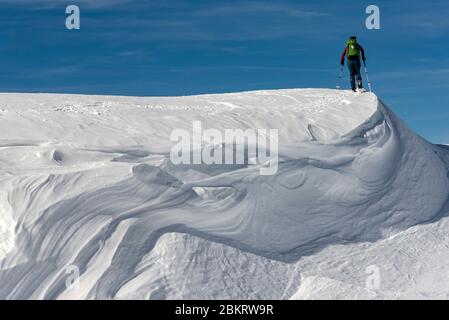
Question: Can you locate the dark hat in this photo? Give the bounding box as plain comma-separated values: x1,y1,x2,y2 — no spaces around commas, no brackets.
350,36,357,39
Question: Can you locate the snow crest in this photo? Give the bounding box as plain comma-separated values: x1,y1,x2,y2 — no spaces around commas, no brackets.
0,89,448,299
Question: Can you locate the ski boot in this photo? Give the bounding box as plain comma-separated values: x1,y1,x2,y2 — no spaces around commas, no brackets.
357,80,364,93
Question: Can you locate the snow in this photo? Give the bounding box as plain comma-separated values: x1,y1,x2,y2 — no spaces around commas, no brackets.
0,89,448,299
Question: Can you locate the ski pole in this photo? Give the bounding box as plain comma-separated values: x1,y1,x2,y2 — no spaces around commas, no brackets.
336,66,344,89
363,61,372,92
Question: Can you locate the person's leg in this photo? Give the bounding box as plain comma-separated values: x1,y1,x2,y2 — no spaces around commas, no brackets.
355,59,363,89
348,60,356,91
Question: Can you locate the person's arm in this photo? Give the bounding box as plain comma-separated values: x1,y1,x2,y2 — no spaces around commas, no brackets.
340,48,346,65
358,44,366,61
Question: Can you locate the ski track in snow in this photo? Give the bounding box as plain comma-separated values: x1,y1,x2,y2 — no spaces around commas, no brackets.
0,89,448,299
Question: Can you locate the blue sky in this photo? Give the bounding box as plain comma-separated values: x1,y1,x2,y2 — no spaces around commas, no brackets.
0,0,448,143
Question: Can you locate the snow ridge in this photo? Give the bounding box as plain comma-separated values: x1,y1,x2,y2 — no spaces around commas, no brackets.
0,89,448,299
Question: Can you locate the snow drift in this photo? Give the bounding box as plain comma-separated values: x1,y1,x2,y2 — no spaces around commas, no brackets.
0,89,448,299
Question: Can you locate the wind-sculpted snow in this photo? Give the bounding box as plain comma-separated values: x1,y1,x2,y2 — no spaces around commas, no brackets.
0,89,448,299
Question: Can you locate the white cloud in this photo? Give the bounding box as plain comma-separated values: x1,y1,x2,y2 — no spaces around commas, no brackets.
0,0,133,9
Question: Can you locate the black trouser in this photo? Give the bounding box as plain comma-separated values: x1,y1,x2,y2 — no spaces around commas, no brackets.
347,58,363,90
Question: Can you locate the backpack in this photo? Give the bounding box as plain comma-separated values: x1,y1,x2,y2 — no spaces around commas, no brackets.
346,38,360,57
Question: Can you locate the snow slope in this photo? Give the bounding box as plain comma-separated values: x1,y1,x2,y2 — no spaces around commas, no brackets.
0,89,448,299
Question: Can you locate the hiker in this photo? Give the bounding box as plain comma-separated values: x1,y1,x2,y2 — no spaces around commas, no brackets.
340,36,366,92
